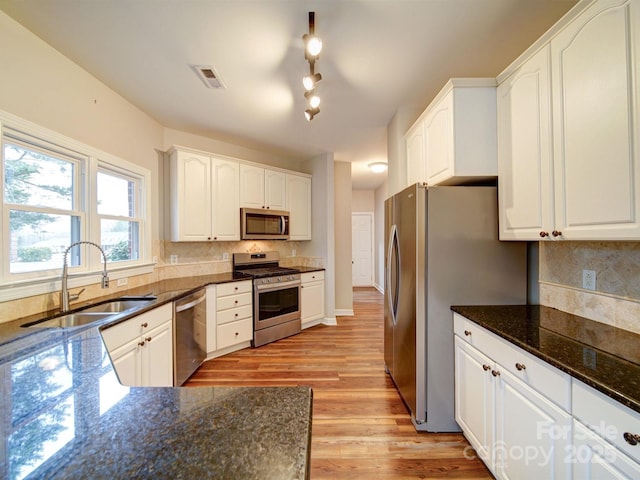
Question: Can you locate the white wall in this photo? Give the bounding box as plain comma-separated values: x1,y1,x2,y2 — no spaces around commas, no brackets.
374,180,388,292
334,162,353,315
352,190,375,212
0,11,165,247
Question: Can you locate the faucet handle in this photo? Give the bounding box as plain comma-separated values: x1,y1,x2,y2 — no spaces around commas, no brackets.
68,288,86,302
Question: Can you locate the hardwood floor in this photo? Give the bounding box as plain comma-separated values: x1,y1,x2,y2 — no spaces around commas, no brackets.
186,287,493,479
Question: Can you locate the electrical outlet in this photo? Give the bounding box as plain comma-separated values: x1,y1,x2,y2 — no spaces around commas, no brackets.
117,278,128,287
582,270,596,290
170,255,178,265
222,252,229,261
291,249,296,257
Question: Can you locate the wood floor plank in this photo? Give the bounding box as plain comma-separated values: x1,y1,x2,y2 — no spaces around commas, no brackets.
186,287,493,479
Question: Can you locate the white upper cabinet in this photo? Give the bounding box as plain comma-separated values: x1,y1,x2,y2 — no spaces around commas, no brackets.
405,78,498,187
240,164,287,210
498,46,554,240
211,157,240,241
286,174,312,240
551,0,640,240
169,149,212,241
169,148,240,241
497,0,640,241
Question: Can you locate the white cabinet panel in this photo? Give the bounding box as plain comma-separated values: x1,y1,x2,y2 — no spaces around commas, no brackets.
498,45,554,240
301,271,325,326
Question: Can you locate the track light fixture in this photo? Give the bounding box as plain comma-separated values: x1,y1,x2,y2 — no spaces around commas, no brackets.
303,12,322,121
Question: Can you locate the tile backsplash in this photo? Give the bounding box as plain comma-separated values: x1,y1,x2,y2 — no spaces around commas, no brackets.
539,241,640,334
0,240,322,324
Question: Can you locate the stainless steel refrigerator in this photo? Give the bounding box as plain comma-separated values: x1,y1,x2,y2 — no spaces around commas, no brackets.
384,183,527,432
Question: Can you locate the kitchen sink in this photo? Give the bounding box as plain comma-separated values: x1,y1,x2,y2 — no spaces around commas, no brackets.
22,296,157,329
24,312,114,328
79,297,156,314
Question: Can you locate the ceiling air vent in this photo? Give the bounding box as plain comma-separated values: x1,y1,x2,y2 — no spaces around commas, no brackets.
192,65,226,89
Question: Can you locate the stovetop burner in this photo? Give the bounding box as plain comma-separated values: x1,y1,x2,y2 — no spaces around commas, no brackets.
232,251,299,279
238,266,300,278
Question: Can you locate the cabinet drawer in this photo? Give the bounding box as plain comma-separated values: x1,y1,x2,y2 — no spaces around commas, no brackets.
573,380,640,464
302,270,324,283
217,318,253,349
101,303,172,351
453,313,571,410
454,313,499,352
217,305,252,325
217,292,252,310
217,280,252,297
490,336,570,411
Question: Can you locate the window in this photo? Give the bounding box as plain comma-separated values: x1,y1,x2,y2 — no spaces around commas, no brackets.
0,112,151,292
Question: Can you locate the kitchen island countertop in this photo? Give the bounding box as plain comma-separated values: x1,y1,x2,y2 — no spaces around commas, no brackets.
452,304,640,415
0,273,312,479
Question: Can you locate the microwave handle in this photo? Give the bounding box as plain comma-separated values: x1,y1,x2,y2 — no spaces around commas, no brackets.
281,216,286,235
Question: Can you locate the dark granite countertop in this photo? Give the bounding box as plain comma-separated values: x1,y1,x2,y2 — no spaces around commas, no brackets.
0,273,312,479
451,305,640,415
291,266,325,274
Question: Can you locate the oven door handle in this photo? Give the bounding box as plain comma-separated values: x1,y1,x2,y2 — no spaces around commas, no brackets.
255,279,301,292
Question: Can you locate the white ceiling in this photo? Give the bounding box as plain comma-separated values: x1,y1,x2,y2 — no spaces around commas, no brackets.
0,0,577,190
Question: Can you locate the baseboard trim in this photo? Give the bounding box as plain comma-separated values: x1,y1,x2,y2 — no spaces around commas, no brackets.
335,309,354,317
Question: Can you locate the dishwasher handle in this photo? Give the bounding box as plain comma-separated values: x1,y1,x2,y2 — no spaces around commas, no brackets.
175,290,206,313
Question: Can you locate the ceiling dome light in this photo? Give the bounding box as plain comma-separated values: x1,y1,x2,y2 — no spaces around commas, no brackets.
305,107,320,121
304,91,321,109
303,72,322,91
368,162,388,173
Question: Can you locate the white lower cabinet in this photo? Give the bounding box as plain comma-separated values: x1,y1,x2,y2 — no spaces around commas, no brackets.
101,303,173,387
206,280,253,358
455,312,640,479
494,366,572,479
301,270,325,327
572,420,640,479
454,313,571,479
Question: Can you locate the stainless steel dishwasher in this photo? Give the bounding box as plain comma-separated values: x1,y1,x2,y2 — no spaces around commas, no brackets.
173,288,206,386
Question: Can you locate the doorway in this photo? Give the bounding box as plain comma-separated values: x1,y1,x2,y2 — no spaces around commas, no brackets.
352,212,374,287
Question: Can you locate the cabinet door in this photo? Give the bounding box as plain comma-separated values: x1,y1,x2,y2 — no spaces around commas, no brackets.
301,280,325,325
552,0,640,239
265,169,286,210
495,368,572,480
286,175,312,240
497,45,554,241
239,164,265,208
572,420,640,479
406,122,425,186
170,150,212,241
108,338,142,387
425,91,454,185
142,320,173,387
454,337,495,467
212,158,240,240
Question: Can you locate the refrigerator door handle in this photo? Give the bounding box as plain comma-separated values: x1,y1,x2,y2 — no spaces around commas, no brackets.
386,224,400,325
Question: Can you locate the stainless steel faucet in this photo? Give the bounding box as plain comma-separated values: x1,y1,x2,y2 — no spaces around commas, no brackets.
61,241,110,312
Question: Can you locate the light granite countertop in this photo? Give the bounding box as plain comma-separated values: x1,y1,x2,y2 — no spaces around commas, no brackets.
1,273,312,479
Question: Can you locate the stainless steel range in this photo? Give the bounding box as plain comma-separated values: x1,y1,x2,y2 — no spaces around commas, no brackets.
233,252,301,347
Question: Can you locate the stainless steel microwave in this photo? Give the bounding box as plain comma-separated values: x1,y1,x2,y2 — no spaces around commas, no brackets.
241,208,290,240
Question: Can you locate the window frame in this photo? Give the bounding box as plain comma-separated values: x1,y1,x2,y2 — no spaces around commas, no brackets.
0,110,153,301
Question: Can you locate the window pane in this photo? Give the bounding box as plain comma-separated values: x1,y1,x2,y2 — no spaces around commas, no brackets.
97,171,135,217
3,142,74,210
101,219,139,262
9,211,81,273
